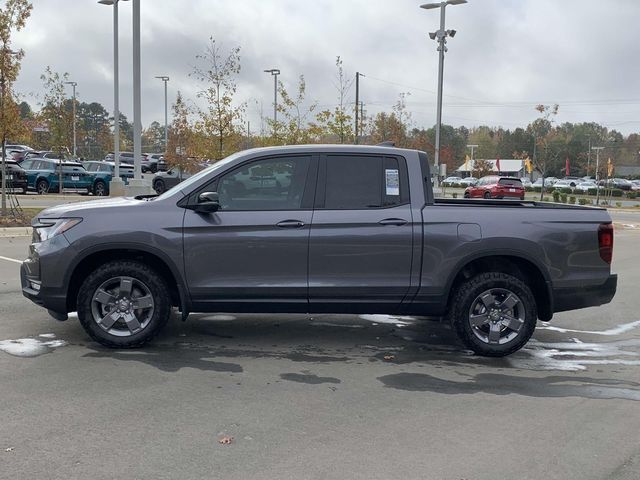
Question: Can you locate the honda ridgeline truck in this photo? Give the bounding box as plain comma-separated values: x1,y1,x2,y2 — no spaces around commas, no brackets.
21,145,617,356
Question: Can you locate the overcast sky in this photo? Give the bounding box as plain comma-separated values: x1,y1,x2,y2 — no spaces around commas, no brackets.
11,0,640,135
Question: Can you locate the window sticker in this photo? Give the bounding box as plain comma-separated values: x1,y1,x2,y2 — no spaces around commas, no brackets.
385,168,399,195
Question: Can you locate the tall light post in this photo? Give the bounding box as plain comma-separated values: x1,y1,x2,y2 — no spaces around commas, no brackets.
131,0,142,182
64,81,77,157
98,0,128,191
354,72,365,144
592,146,604,205
1,48,19,217
264,68,280,136
420,0,467,191
155,76,169,151
466,144,478,177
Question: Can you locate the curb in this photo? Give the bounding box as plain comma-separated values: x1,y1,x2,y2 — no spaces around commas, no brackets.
0,226,31,237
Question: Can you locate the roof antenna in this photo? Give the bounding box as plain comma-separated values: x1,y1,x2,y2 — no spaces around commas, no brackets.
376,141,395,147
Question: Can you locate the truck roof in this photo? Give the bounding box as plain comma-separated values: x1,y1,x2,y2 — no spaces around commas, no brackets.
239,144,421,157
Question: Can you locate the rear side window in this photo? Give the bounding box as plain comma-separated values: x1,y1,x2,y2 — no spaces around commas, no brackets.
322,155,409,209
498,178,523,187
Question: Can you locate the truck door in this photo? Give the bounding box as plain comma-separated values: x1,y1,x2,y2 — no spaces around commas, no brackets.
182,154,317,311
308,154,414,311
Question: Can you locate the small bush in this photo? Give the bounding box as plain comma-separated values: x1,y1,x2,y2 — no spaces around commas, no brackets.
452,192,458,199
560,187,573,194
627,192,637,199
543,196,550,202
578,198,589,205
616,202,622,208
560,193,568,203
587,188,598,195
611,189,624,197
533,186,542,193
569,196,576,204
553,191,561,203
525,186,533,192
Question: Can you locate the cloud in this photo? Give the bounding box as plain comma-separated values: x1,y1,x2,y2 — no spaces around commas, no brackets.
10,0,640,137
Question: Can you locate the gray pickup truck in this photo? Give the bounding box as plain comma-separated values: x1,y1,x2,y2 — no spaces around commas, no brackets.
21,145,617,356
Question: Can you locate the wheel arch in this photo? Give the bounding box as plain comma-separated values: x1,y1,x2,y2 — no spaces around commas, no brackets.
445,253,553,321
66,245,190,317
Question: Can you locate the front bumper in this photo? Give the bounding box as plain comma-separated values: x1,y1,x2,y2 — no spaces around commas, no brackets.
21,262,68,314
553,274,617,313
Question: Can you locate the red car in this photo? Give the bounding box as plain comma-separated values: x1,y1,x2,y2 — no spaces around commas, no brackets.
464,176,525,200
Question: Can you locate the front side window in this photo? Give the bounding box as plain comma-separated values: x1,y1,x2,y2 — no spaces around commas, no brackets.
217,155,311,211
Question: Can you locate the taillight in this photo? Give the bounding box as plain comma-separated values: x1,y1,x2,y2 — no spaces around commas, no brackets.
598,223,613,264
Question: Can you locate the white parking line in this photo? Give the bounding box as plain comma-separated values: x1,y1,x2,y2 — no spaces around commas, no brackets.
0,255,22,264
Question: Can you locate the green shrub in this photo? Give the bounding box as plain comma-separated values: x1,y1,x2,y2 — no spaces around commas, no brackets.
611,189,624,197
616,202,622,208
452,192,458,199
578,198,589,206
533,186,542,193
587,188,598,195
553,191,561,203
560,193,568,203
627,192,637,199
560,187,573,194
543,196,550,202
569,196,576,204
525,186,533,192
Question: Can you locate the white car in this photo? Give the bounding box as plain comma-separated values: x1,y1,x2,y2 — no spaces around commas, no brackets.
443,176,463,186
553,180,574,190
575,181,597,193
459,177,477,187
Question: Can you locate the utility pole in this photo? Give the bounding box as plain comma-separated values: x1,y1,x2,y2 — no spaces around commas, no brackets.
587,136,591,175
264,69,280,136
592,146,604,205
64,81,77,157
354,72,364,144
421,0,467,191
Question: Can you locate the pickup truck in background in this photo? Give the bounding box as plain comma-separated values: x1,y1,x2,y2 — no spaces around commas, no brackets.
21,145,617,357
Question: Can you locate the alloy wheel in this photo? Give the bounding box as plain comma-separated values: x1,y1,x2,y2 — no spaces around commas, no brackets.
468,288,525,345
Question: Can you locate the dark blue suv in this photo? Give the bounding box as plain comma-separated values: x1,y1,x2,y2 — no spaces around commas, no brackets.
83,161,135,196
19,158,93,194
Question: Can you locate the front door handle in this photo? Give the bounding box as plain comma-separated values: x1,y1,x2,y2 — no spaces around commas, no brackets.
276,219,305,228
378,218,408,226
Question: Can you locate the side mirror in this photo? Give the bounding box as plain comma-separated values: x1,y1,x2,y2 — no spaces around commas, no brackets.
194,191,220,213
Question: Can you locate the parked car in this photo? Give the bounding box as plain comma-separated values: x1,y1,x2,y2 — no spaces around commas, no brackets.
599,178,633,191
459,177,477,187
21,145,617,358
443,176,463,187
83,161,135,196
553,179,575,190
520,177,532,187
0,159,28,193
19,158,93,194
575,181,598,193
561,176,581,187
146,153,165,172
630,180,640,191
464,175,525,200
533,177,557,187
152,167,193,194
105,152,156,173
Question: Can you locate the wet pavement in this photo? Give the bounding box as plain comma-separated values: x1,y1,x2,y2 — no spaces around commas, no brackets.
1,229,639,479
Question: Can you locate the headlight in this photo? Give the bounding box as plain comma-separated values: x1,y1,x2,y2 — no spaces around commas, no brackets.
32,218,82,243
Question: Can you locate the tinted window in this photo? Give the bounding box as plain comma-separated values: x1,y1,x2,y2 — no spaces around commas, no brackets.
21,160,33,169
498,178,523,187
217,155,310,211
85,163,97,172
323,155,408,209
99,164,112,173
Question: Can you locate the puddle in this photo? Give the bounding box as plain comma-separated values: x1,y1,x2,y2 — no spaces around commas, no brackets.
280,372,341,385
0,336,67,358
309,320,364,329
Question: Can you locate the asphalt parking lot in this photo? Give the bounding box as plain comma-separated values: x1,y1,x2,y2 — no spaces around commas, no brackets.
1,217,639,480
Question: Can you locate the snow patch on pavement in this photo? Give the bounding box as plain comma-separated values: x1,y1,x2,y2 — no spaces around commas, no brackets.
0,336,67,358
537,320,640,336
359,314,416,327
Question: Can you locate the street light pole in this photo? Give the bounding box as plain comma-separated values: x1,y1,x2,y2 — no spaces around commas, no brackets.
64,81,77,157
354,72,365,144
592,146,604,205
155,76,169,150
264,69,280,136
132,0,142,180
420,0,467,191
98,0,128,185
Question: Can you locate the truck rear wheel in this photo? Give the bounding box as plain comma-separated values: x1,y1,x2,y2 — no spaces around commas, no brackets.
448,272,537,357
76,260,171,348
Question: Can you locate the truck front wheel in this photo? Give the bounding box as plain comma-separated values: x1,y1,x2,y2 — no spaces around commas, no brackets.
448,272,537,357
76,260,171,348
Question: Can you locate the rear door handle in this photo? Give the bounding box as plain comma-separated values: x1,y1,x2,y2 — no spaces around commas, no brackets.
276,219,305,228
378,218,408,226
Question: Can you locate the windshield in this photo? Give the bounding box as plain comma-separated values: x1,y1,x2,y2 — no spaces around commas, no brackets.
154,151,247,200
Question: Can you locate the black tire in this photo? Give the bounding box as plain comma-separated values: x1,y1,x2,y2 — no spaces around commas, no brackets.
77,260,171,348
448,272,537,357
93,180,107,196
153,179,166,194
36,179,49,195
463,192,470,198
483,191,491,199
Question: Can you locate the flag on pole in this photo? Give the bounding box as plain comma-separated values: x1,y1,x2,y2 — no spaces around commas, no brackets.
495,156,501,173
565,157,570,176
607,158,613,177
